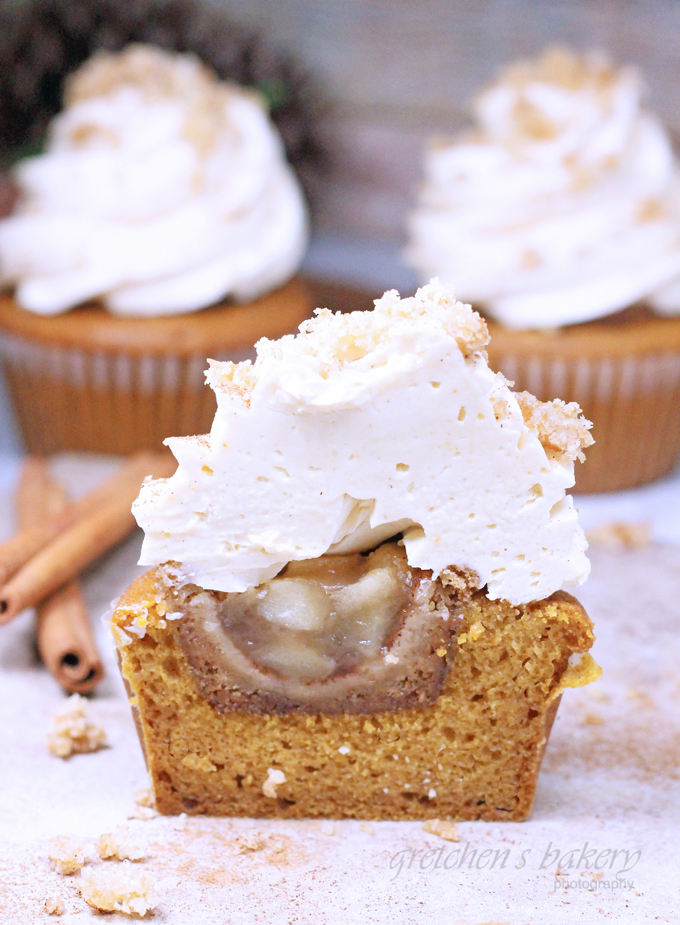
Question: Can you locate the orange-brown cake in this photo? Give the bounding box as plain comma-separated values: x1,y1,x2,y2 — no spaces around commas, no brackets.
0,45,311,454
407,48,680,492
113,560,596,820
112,280,599,820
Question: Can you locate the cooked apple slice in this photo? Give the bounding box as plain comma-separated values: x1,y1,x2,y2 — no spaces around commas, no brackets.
254,579,331,632
332,567,403,654
255,639,336,681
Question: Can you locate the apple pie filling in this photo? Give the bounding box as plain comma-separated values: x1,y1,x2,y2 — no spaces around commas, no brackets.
170,542,470,714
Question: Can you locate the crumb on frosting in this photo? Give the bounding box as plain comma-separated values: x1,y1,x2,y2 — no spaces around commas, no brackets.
501,46,617,95
206,280,490,402
64,44,261,157
515,391,593,464
47,694,107,759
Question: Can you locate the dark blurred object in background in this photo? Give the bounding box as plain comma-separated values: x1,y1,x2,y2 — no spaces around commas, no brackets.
0,173,18,218
0,0,327,200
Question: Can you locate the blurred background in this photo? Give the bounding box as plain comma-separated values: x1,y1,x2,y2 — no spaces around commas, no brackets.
1,0,679,455
217,0,680,288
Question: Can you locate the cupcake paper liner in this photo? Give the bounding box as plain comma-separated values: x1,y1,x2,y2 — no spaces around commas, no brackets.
0,331,254,454
491,347,680,493
0,279,312,455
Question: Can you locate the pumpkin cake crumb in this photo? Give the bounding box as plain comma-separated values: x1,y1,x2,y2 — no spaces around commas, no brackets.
97,827,146,861
47,694,107,759
48,837,89,875
422,819,460,841
43,894,65,915
79,861,155,916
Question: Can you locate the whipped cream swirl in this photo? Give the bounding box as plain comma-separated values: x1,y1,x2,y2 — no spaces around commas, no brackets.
135,280,591,606
0,45,307,316
407,48,680,328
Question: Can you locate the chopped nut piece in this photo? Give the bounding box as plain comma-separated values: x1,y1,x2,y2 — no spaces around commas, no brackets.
262,768,286,798
422,819,460,842
97,827,146,861
47,694,107,759
48,837,89,875
44,895,65,915
516,391,593,464
79,862,155,916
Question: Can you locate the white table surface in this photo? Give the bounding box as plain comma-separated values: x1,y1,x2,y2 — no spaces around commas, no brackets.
0,453,678,924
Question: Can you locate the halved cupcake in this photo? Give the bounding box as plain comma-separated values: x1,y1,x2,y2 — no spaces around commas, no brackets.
112,280,599,820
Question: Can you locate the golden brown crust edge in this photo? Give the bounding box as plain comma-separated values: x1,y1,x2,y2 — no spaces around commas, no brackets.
113,569,595,822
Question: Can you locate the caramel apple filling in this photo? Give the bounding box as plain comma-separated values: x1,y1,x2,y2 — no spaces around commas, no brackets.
169,543,473,715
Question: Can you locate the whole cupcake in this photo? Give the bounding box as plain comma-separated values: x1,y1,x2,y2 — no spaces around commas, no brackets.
0,42,312,454
406,47,680,492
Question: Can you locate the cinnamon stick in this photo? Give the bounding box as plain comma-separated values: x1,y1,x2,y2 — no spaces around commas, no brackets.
0,451,174,588
0,451,175,626
16,459,103,693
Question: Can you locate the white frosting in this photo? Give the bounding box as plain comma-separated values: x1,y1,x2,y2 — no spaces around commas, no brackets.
134,280,590,606
406,48,680,328
0,45,307,316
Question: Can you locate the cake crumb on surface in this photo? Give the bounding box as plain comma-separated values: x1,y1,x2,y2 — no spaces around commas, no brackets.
422,819,460,842
79,862,155,916
359,822,374,834
262,768,286,798
48,837,89,875
172,812,188,831
43,894,65,915
133,787,155,809
234,833,265,854
586,520,651,548
47,694,107,759
97,827,146,861
127,805,159,821
320,822,335,836
516,391,593,464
